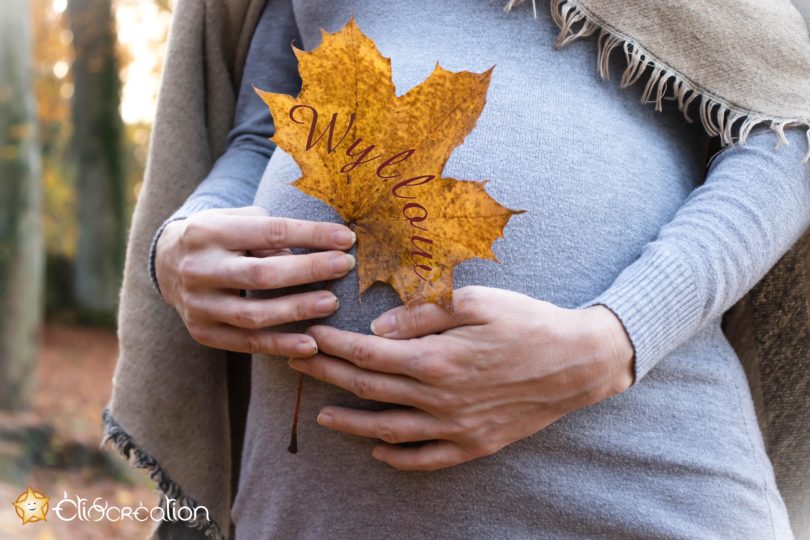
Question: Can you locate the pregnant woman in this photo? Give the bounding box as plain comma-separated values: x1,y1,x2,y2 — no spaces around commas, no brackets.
111,0,810,538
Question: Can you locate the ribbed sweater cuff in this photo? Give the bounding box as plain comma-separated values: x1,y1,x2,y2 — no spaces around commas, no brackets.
577,246,703,383
147,199,221,297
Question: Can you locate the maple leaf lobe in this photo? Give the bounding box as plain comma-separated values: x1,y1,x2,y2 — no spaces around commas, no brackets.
254,19,524,309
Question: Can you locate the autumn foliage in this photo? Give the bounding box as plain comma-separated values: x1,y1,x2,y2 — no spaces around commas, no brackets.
255,19,523,309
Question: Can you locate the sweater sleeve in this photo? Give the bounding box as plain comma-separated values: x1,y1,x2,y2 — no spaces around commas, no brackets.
578,124,810,383
147,0,302,295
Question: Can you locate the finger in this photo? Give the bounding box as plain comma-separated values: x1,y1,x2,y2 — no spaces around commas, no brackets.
183,214,356,252
188,291,339,329
195,323,318,358
211,251,356,290
288,354,433,408
371,302,459,339
372,440,473,471
306,325,424,378
214,206,268,216
370,286,487,339
316,406,448,444
248,248,293,258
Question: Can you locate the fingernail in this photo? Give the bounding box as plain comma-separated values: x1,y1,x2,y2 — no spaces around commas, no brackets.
315,294,339,314
316,410,333,424
333,229,356,246
370,312,395,336
294,340,317,357
331,253,355,273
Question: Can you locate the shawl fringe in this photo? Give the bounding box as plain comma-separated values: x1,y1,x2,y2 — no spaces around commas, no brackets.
101,409,224,540
505,0,810,163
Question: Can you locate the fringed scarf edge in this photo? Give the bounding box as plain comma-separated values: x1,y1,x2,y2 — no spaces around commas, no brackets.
505,0,810,164
101,409,225,540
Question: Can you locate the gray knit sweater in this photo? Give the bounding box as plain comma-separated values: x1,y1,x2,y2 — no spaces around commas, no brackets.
151,1,810,538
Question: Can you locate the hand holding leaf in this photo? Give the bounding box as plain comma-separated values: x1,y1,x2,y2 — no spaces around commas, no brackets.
253,19,524,452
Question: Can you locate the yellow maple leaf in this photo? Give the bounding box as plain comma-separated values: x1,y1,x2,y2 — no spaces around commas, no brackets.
255,19,524,309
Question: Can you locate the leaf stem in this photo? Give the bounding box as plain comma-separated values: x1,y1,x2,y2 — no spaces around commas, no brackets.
287,275,342,454
287,372,305,453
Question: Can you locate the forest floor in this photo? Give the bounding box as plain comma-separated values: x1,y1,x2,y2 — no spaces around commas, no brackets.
0,325,154,539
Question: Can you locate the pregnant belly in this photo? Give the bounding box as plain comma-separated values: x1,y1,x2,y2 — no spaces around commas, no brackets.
252,141,694,332
238,138,783,540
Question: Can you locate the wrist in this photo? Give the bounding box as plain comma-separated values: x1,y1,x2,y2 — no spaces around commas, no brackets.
580,304,635,394
154,219,185,303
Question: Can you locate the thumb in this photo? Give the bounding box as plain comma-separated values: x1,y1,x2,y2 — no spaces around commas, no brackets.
370,286,490,339
370,302,459,339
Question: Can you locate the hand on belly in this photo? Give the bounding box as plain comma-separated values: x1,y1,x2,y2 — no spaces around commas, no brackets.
154,205,356,358
288,285,635,471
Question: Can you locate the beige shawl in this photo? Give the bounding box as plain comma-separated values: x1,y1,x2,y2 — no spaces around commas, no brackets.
103,1,810,538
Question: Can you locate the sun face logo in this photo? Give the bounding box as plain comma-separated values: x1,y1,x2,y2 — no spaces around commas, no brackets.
12,487,50,525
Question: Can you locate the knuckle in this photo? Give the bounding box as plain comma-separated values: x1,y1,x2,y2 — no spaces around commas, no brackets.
454,415,480,436
245,333,264,355
376,422,400,444
455,286,487,315
177,288,198,312
291,299,310,322
426,389,457,411
351,375,374,400
264,219,288,247
246,262,275,289
185,321,213,347
305,257,319,283
416,351,453,383
457,419,503,456
177,257,203,285
350,339,375,369
177,221,195,247
234,307,265,329
457,285,483,300
425,362,452,383
423,345,469,386
181,292,205,316
309,253,331,282
400,306,424,332
181,219,211,247
316,225,334,246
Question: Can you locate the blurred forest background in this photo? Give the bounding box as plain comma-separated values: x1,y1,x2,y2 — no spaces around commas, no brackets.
1,0,171,537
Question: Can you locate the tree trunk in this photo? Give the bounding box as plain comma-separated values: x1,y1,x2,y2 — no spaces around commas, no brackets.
0,0,44,410
68,0,126,318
